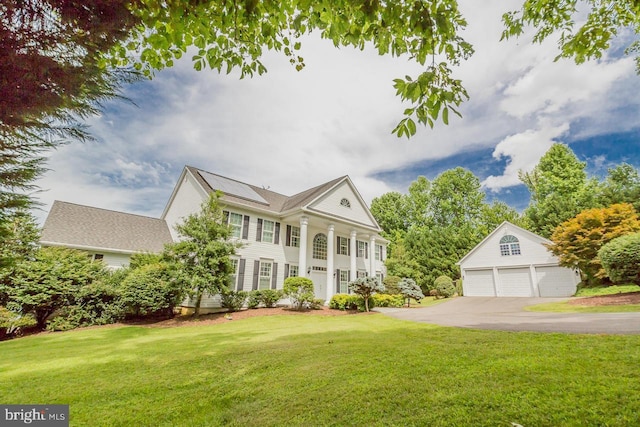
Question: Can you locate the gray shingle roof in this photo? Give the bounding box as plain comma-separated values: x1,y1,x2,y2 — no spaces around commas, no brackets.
186,166,346,214
41,201,173,253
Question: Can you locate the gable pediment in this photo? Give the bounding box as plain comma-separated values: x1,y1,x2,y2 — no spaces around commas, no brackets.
307,180,378,229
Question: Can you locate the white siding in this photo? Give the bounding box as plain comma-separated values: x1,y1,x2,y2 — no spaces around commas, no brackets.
463,269,495,296
163,172,208,240
536,266,578,297
309,182,377,227
164,171,387,307
496,268,533,297
460,224,557,270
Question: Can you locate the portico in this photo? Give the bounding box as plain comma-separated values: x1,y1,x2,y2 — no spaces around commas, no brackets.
296,215,387,301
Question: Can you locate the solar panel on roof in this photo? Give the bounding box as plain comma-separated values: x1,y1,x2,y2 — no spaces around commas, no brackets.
198,171,268,204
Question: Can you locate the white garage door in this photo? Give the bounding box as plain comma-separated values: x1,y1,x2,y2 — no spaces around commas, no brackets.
463,269,495,296
536,266,577,297
496,268,534,297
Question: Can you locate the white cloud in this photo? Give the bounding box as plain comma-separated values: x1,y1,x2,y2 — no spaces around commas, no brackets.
482,122,570,191
32,0,640,223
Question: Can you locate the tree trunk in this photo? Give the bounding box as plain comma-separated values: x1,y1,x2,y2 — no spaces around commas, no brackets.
364,297,369,312
193,291,203,317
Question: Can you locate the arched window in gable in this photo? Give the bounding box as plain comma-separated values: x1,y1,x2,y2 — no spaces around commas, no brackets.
340,198,351,208
499,235,521,256
313,233,327,260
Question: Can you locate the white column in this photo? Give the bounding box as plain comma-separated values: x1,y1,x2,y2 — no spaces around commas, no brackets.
350,230,357,281
326,224,335,302
299,216,309,277
369,235,376,277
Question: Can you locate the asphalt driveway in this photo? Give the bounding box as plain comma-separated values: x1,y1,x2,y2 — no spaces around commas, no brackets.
374,297,640,334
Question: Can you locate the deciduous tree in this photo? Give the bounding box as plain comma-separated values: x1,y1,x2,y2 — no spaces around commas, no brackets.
548,203,640,285
120,0,474,137
502,1,640,72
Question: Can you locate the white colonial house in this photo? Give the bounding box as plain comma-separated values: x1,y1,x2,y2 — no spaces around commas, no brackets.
162,166,388,310
458,221,580,297
40,201,173,269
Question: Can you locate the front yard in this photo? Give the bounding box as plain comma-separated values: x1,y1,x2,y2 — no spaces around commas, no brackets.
1,314,639,426
528,285,640,313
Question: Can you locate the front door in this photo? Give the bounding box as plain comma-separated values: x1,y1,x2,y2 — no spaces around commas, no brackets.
309,270,326,300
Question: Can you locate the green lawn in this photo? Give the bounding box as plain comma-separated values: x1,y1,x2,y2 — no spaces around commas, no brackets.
527,301,640,313
528,285,640,313
1,315,640,426
575,284,640,297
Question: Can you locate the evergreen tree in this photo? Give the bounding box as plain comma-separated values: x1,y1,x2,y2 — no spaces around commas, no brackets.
520,144,599,238
163,193,239,316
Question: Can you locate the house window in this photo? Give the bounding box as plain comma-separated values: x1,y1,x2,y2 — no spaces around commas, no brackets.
357,240,368,258
339,270,350,293
262,220,275,243
357,270,367,279
229,213,243,239
259,260,272,290
313,233,327,260
230,259,239,287
375,244,383,261
288,265,299,278
499,235,521,256
337,236,349,255
340,198,351,208
376,272,383,285
290,226,300,247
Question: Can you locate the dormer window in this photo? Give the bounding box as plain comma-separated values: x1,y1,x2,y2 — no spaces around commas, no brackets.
499,235,521,256
340,198,351,208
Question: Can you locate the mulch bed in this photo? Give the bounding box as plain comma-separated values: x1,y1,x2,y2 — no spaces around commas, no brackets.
567,291,640,306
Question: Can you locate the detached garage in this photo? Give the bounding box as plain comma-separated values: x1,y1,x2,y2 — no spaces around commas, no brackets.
458,221,580,297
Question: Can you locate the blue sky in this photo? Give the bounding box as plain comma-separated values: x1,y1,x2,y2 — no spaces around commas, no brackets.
33,0,640,222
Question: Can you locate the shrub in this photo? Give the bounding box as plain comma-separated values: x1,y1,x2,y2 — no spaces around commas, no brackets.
7,247,107,328
0,307,36,339
309,298,324,310
120,262,183,318
329,294,357,310
247,290,262,309
397,277,424,306
260,289,283,308
434,275,455,298
348,277,384,312
454,279,463,296
220,290,248,312
47,279,124,331
599,232,640,286
382,275,402,295
283,277,315,310
548,203,640,285
371,293,404,308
